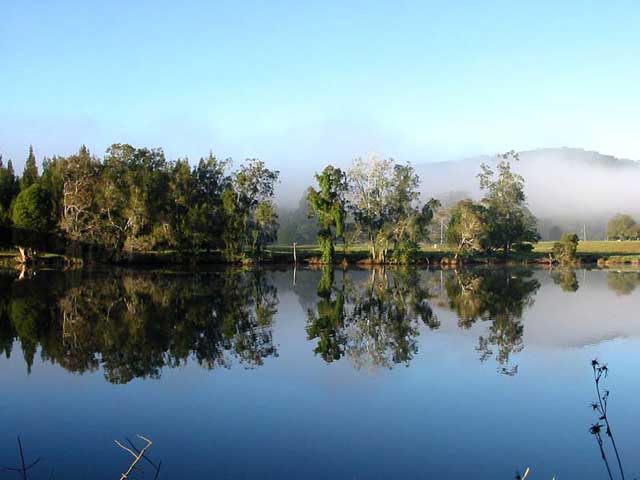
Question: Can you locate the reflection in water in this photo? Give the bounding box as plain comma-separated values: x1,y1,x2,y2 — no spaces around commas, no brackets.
444,268,540,375
307,267,439,370
0,266,637,381
551,268,580,292
0,269,278,383
607,271,640,296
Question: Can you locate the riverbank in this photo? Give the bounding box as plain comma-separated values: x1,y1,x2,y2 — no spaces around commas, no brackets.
2,241,639,269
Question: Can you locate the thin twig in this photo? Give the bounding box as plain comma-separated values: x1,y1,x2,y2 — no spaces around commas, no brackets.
115,434,153,480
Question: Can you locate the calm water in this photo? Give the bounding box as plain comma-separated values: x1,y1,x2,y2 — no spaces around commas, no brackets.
1,266,639,479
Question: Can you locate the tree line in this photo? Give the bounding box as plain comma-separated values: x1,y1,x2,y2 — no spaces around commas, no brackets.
306,150,539,263
1,146,544,263
0,145,279,261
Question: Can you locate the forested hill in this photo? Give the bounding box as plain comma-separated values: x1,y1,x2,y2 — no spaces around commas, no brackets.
415,148,640,237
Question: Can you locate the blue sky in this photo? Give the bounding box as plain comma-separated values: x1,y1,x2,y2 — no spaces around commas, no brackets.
1,0,639,198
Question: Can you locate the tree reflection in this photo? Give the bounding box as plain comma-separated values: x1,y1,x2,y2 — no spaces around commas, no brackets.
307,267,439,370
444,268,540,375
551,268,579,292
0,269,278,383
306,267,347,362
606,271,640,296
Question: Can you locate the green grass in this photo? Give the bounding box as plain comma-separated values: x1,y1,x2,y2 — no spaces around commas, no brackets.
534,240,640,255
2,241,639,266
269,240,640,262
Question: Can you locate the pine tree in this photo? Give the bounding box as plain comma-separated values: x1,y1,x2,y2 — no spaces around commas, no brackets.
21,145,39,190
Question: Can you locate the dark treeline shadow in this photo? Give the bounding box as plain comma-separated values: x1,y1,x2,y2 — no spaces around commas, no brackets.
0,225,113,262
0,268,278,383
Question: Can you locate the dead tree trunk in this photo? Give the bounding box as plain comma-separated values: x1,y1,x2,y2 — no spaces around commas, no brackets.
16,247,33,266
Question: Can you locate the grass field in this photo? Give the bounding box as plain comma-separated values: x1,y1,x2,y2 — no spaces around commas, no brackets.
533,240,640,255
271,241,640,256
2,241,639,266
268,240,640,262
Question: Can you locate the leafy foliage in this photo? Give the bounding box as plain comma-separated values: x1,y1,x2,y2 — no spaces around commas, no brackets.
11,184,54,233
446,199,488,259
477,151,539,256
607,214,639,240
552,233,579,264
307,166,348,263
0,145,279,259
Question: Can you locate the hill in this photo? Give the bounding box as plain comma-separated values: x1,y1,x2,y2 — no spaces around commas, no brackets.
415,147,640,240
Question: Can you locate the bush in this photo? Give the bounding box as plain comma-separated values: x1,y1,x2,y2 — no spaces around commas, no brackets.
11,184,54,233
552,233,579,264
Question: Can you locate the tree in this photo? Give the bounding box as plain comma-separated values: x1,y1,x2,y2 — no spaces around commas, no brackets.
348,155,394,263
477,151,539,256
607,214,638,240
11,184,55,233
252,200,279,257
307,165,348,263
446,200,488,259
552,233,579,264
190,153,230,249
57,146,100,241
222,160,279,260
347,156,438,263
0,157,18,225
21,145,39,190
386,164,440,263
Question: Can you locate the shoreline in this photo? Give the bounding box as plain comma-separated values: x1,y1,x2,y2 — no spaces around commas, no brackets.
1,247,639,270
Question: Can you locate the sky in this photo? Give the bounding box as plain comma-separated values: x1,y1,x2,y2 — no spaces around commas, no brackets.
1,1,640,202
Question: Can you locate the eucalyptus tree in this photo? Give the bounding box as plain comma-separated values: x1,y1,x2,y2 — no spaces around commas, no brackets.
307,165,348,263
222,159,279,261
477,151,539,256
386,164,440,263
348,156,437,263
348,155,394,263
446,199,488,259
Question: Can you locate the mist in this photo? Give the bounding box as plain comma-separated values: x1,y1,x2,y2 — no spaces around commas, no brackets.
275,146,640,240
414,147,640,239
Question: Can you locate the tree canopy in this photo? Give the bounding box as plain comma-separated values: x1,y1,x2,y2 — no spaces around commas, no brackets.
477,151,539,256
607,214,639,240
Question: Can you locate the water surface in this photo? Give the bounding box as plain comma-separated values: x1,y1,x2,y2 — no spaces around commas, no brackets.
1,266,639,479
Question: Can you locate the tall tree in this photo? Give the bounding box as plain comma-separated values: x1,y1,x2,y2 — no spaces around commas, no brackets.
477,151,539,256
307,165,348,264
0,157,17,210
190,153,230,250
21,145,39,190
58,146,100,241
348,155,395,263
222,160,279,260
386,164,439,263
